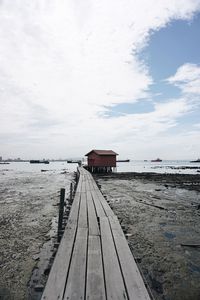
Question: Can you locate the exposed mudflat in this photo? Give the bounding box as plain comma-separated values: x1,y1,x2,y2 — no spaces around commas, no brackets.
0,167,73,300
94,172,200,300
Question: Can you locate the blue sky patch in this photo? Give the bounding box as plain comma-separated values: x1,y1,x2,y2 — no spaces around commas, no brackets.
150,81,181,101
143,13,200,80
104,100,154,117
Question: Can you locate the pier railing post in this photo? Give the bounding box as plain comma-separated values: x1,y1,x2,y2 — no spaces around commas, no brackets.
70,183,73,204
57,188,65,242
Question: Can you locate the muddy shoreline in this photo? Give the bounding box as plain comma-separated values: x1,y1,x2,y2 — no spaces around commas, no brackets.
94,172,200,300
0,168,73,300
97,172,200,191
1,169,200,299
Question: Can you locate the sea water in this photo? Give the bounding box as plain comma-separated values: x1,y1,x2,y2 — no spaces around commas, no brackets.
0,160,200,175
115,160,200,174
0,161,77,174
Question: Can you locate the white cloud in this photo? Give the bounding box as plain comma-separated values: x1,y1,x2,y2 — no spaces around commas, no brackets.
0,0,200,158
166,63,200,95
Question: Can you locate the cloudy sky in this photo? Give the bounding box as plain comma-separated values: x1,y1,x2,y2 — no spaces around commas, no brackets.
0,0,200,160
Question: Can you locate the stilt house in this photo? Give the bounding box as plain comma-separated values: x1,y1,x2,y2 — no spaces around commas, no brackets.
85,149,118,173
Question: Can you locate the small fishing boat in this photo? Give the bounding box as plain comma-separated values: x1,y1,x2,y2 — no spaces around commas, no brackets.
151,158,162,162
117,159,130,162
30,160,49,164
67,160,81,164
190,158,200,163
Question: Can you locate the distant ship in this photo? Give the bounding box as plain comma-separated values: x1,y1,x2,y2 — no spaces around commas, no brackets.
151,158,162,162
30,160,49,164
190,158,200,163
117,159,130,162
67,160,81,164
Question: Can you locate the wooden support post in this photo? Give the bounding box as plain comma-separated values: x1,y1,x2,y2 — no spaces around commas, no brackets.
57,188,65,242
70,183,73,204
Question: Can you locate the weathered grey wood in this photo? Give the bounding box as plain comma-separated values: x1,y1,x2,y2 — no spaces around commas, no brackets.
87,191,99,236
78,192,88,228
86,236,106,300
67,192,81,226
109,216,151,300
76,175,82,192
88,178,94,192
100,217,128,300
43,167,151,300
181,243,200,248
64,227,88,300
82,178,86,193
92,180,99,190
84,177,88,191
88,175,98,190
41,225,77,300
57,188,65,242
91,190,106,217
88,177,93,191
85,177,91,191
87,173,94,182
96,190,114,217
78,167,83,176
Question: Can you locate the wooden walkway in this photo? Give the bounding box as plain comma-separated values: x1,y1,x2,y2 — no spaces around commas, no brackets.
42,167,151,300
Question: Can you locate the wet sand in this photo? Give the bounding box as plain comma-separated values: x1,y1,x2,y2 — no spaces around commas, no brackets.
0,168,73,300
94,172,200,300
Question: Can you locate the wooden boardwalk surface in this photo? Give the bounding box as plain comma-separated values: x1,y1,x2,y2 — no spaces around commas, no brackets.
42,167,151,300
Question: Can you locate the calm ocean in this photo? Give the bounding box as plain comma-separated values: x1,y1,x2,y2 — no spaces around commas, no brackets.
0,160,200,175
116,160,200,174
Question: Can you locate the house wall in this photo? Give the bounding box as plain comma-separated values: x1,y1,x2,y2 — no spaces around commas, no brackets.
87,152,116,167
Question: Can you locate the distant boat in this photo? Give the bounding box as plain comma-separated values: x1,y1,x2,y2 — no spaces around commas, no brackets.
151,158,162,162
67,160,81,164
190,158,200,163
30,160,49,164
117,159,130,162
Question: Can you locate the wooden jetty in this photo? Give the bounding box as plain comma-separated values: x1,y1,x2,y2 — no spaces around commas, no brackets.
42,167,151,300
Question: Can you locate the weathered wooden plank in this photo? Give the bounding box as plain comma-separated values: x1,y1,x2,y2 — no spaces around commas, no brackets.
86,236,106,300
87,191,99,236
109,216,151,300
87,173,94,182
92,180,99,190
81,177,86,193
91,190,106,218
88,177,93,191
41,225,77,300
85,177,91,192
89,176,98,190
78,167,83,176
76,175,82,192
88,178,94,192
100,217,128,300
63,227,88,300
78,192,88,228
67,192,81,226
96,190,114,217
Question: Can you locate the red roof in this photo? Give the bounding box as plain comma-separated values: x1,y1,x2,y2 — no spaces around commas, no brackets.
85,149,118,156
